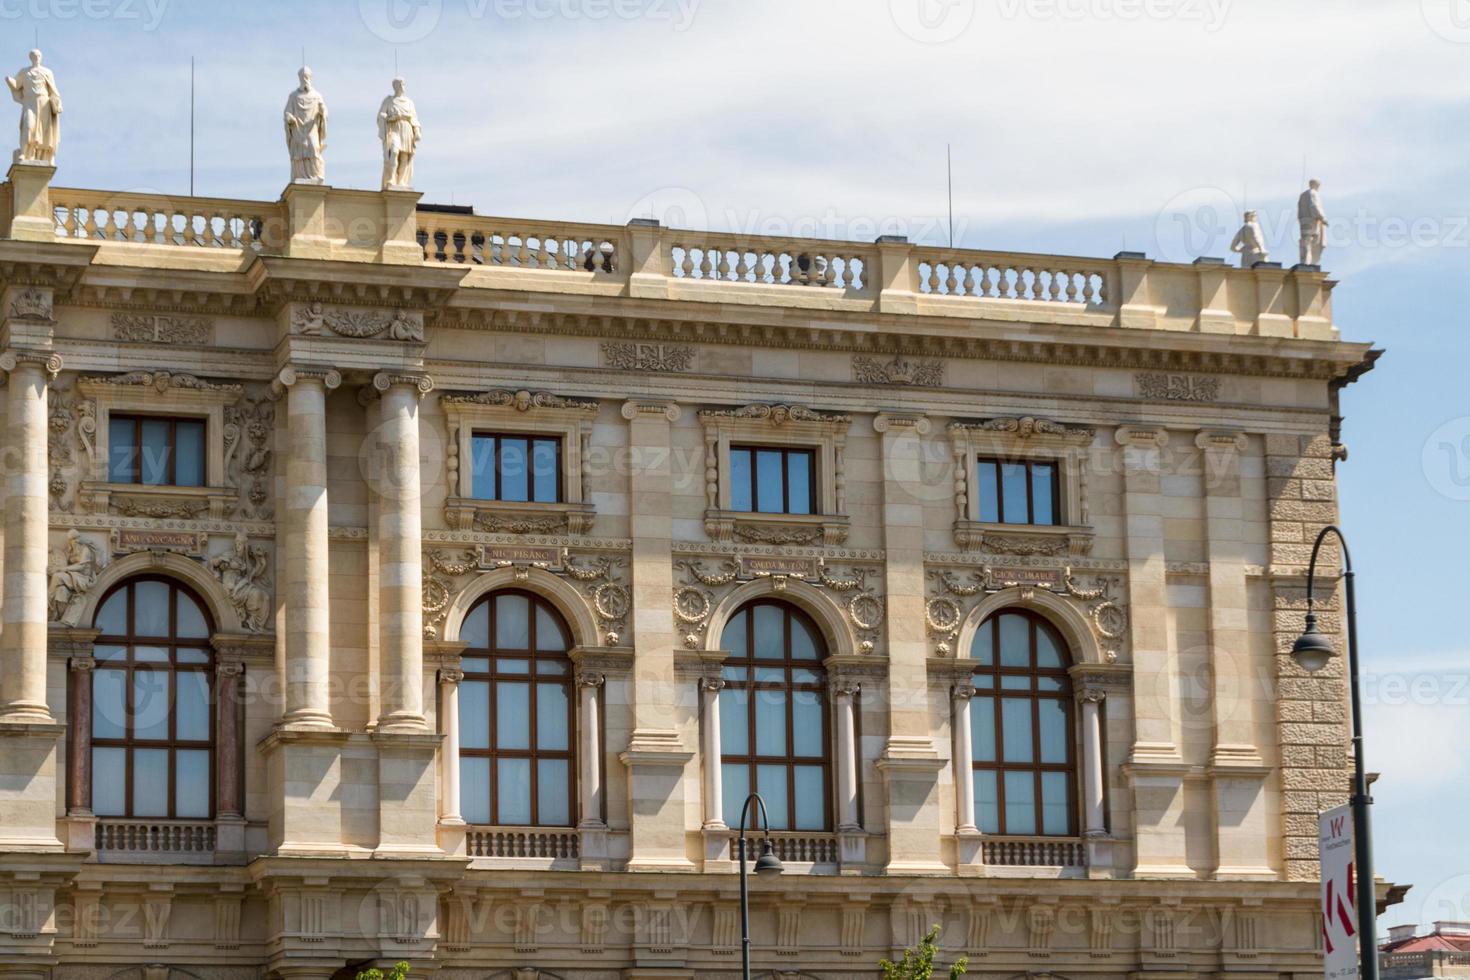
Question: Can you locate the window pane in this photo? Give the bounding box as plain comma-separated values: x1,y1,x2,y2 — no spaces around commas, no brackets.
499,437,529,502
460,681,489,750
93,747,126,816
176,749,210,818
792,691,824,757
972,674,993,689
752,605,784,658
756,764,789,830
785,452,812,515
1036,624,1064,668
1000,462,1029,524
460,757,490,824
495,594,530,648
1037,676,1063,691
793,765,825,831
974,770,999,833
109,417,135,482
140,418,171,485
95,591,127,635
496,683,530,750
1001,675,1030,690
998,613,1030,667
539,660,567,676
531,439,559,503
1000,698,1034,763
535,683,569,751
131,670,171,740
1041,771,1071,836
537,759,570,825
1003,772,1037,834
754,689,787,756
721,763,749,828
1038,699,1068,763
535,605,566,651
133,645,168,663
177,648,209,665
498,659,530,675
1031,463,1055,525
789,615,819,661
93,668,127,739
730,448,753,512
461,603,489,649
175,672,210,741
462,656,490,674
969,621,993,665
176,593,209,638
132,748,169,817
496,758,531,825
976,460,999,523
719,688,748,756
175,420,205,487
134,580,170,637
720,609,747,657
471,435,496,499
970,696,996,763
755,450,784,513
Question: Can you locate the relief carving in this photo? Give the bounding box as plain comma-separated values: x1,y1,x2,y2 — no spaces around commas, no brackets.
207,531,273,633
1135,371,1220,403
601,342,695,372
224,388,275,520
852,353,943,387
48,529,102,624
47,378,89,511
292,302,425,342
8,286,53,321
111,313,212,344
926,564,1127,661
440,388,598,412
86,370,241,395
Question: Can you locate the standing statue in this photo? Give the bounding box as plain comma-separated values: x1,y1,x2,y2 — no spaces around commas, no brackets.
47,530,98,624
6,49,62,165
377,76,421,189
283,66,328,183
1230,210,1269,268
209,531,272,633
1297,179,1328,266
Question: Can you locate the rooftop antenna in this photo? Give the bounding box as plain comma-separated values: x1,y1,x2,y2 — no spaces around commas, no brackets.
946,143,954,249
189,57,196,196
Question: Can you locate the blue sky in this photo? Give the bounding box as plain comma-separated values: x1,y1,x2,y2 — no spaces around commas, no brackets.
13,0,1468,932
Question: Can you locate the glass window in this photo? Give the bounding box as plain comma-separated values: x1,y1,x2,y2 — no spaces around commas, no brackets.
470,434,562,503
107,415,207,487
975,458,1060,526
88,578,214,819
968,609,1076,836
458,591,576,827
729,445,816,515
719,601,830,833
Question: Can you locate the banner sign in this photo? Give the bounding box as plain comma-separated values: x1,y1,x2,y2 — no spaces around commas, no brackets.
1318,803,1359,980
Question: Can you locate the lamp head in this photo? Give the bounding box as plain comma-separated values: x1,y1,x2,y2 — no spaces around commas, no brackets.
1291,612,1336,673
753,838,784,880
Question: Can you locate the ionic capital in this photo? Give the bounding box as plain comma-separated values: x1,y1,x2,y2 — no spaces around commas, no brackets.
273,365,342,397
620,399,681,422
1075,685,1107,704
217,662,246,679
438,667,465,686
698,676,725,694
873,412,931,435
576,669,606,689
1194,429,1248,454
1114,424,1169,448
0,349,63,380
373,372,435,397
68,656,96,674
951,682,977,702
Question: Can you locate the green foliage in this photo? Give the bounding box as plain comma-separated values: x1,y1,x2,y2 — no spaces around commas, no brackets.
356,962,411,980
879,925,968,980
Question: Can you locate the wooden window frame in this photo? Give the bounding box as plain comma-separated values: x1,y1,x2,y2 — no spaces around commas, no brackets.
89,576,216,820
974,457,1061,527
729,444,818,516
460,589,577,828
107,413,208,488
468,432,566,504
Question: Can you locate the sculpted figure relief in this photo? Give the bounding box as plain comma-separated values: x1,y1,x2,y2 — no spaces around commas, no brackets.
377,76,421,189
1230,210,1269,268
209,531,272,633
1297,178,1328,267
48,529,99,624
283,66,328,183
6,49,62,165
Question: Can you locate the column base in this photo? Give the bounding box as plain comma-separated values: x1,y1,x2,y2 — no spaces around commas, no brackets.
0,721,65,851
579,822,612,871
620,730,697,873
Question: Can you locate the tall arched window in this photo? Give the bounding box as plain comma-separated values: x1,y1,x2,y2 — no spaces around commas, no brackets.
968,609,1076,836
90,577,215,819
458,590,574,827
718,600,829,831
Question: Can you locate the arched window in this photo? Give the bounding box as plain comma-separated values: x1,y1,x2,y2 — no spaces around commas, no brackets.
718,600,829,831
90,577,214,819
967,609,1076,836
458,590,574,827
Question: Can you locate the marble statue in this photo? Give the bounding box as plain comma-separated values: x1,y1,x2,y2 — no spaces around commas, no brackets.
1297,179,1328,266
209,531,272,632
6,49,62,165
47,530,98,624
377,76,421,189
283,66,328,183
1230,210,1269,268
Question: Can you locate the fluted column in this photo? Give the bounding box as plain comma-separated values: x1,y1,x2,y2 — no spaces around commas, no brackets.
951,683,976,833
0,351,60,724
832,678,861,831
438,668,464,826
67,656,95,814
276,366,340,730
217,663,244,820
578,670,606,828
373,372,432,733
699,677,724,830
1079,688,1107,836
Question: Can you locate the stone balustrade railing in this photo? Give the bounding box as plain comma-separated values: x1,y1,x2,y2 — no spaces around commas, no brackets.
912,248,1112,306
668,233,872,291
763,832,840,864
981,835,1086,867
50,187,284,252
465,825,580,859
95,819,217,853
417,213,619,273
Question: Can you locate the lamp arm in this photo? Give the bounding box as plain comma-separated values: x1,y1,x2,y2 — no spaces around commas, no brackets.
1304,523,1353,612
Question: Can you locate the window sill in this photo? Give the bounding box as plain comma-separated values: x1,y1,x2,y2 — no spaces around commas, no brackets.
80,481,234,520
446,497,596,535
953,520,1094,556
705,509,849,547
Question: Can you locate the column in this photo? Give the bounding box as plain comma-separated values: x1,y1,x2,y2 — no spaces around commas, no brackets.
67,656,95,815
277,366,340,730
579,670,606,828
832,679,861,832
0,351,59,724
951,684,976,833
438,668,463,826
374,372,432,733
1079,689,1106,836
699,677,724,830
216,663,244,820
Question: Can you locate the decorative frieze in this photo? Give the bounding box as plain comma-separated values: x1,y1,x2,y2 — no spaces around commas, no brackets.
292,301,425,342
925,563,1127,660
601,341,695,372
83,370,241,395
440,388,597,412
1135,371,1220,402
852,353,943,387
111,312,212,344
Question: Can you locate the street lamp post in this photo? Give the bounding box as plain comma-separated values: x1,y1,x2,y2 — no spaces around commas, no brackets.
1292,524,1377,980
737,792,785,980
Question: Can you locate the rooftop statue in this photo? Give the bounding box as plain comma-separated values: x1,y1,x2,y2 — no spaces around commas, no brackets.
377,76,422,190
1230,210,1269,268
6,49,62,165
1297,178,1328,267
284,65,328,183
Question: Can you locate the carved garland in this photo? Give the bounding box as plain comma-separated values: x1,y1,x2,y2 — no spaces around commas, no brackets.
925,565,1127,661
223,387,275,520
292,303,425,342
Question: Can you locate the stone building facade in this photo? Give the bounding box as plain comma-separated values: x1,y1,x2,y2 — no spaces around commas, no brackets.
0,162,1380,979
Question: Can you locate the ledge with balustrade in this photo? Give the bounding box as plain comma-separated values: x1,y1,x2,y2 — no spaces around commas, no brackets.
0,174,1341,341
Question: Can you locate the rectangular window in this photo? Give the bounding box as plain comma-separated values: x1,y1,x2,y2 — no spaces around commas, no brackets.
729,445,815,515
108,415,206,487
976,458,1059,526
470,434,562,503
